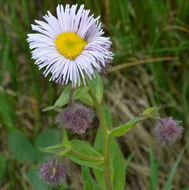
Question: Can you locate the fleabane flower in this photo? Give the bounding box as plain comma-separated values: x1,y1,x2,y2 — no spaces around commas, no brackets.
154,117,183,146
56,104,93,134
27,4,113,87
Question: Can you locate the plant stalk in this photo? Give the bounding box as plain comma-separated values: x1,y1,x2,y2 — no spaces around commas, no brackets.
68,87,75,107
87,83,112,190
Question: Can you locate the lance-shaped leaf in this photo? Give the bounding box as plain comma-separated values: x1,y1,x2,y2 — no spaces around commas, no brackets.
79,71,103,106
64,140,104,170
42,85,89,111
39,139,104,170
110,117,146,137
93,127,105,189
110,107,159,137
142,107,159,116
39,141,65,154
82,166,101,190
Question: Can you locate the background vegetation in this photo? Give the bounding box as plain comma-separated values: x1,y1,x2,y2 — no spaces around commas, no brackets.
0,0,189,189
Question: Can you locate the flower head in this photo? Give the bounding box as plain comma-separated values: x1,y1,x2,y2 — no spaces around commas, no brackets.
56,104,93,134
154,117,183,146
27,4,113,87
38,158,65,187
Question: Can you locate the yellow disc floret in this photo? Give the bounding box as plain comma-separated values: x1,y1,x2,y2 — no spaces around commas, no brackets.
55,32,87,60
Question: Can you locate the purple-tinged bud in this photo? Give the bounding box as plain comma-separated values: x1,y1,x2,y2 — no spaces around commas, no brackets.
154,117,183,146
56,104,93,134
38,158,65,187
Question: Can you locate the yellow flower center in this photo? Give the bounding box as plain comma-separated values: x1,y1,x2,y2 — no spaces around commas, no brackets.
55,32,87,60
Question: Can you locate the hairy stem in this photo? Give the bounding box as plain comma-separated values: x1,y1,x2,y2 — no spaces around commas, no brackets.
68,88,75,107
87,82,112,190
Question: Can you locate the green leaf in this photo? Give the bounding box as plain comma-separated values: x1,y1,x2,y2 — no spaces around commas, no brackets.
163,144,187,190
39,138,104,171
110,137,125,190
63,130,70,149
70,140,103,158
93,127,105,189
93,105,125,190
94,127,104,155
27,169,48,190
37,130,63,155
0,89,15,131
104,106,125,190
82,166,101,190
65,140,104,170
43,85,89,111
8,131,36,165
0,153,7,183
79,71,103,106
56,184,66,190
149,145,158,190
110,117,145,137
35,129,62,162
42,105,56,112
110,106,159,137
142,107,159,116
39,141,65,154
78,93,94,106
35,129,62,148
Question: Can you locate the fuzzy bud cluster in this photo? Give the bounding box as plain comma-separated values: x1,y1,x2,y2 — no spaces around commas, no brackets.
38,158,65,187
56,104,93,134
154,117,183,146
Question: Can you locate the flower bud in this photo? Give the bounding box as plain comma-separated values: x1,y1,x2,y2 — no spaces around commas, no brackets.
56,104,93,134
154,117,183,146
38,158,65,187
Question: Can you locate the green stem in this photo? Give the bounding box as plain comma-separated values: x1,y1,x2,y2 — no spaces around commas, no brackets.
87,81,112,190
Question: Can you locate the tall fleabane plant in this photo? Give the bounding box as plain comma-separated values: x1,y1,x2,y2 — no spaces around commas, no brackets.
27,4,183,190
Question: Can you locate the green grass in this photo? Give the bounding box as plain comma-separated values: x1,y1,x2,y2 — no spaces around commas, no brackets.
0,0,189,189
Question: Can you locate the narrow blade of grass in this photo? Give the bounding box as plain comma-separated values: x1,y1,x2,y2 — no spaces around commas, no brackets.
163,143,188,190
150,144,158,190
125,154,134,181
